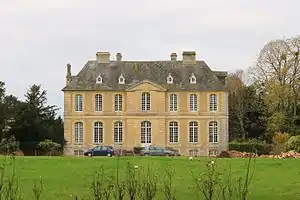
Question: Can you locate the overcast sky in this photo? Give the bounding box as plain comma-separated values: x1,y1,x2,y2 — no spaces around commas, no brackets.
0,0,299,117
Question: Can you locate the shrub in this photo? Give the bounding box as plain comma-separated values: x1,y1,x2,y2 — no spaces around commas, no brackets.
272,132,291,144
285,135,300,152
217,150,231,158
37,139,61,156
0,135,20,155
229,141,271,155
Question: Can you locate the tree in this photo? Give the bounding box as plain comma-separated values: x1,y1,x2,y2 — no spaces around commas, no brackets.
249,36,300,135
13,84,63,153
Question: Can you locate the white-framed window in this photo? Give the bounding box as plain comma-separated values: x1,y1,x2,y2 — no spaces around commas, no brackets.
141,92,151,111
75,94,83,111
141,121,151,144
95,94,103,112
114,121,123,143
209,121,218,143
74,122,83,144
169,121,178,143
74,149,84,156
209,94,217,112
167,73,173,84
189,121,198,143
118,74,125,84
208,149,218,156
189,149,199,157
189,94,198,112
190,73,197,84
114,94,122,111
169,94,178,111
93,122,103,144
96,75,103,84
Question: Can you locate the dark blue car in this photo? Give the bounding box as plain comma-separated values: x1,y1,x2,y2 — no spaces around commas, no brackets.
84,145,114,157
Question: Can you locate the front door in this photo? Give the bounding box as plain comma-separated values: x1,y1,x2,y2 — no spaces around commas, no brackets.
93,146,102,156
141,121,152,147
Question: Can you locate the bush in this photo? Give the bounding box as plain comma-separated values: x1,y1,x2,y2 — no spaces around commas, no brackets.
0,136,20,155
37,139,61,156
217,150,231,158
272,132,291,144
285,135,300,152
229,141,272,155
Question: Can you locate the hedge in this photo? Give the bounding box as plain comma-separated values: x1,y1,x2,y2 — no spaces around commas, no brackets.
229,142,272,155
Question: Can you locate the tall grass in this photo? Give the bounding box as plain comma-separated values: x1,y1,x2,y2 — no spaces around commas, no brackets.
0,155,255,200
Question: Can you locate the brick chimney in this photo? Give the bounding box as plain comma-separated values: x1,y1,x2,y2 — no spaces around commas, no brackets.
170,53,177,61
66,63,72,85
182,51,196,65
96,52,110,63
116,53,122,61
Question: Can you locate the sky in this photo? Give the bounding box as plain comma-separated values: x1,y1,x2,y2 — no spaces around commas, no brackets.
0,0,300,117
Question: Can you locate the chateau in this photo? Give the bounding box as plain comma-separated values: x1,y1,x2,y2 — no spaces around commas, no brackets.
62,51,229,156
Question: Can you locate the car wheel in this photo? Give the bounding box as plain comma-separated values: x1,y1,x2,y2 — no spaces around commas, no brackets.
144,153,149,156
88,153,92,157
107,153,111,157
165,153,170,157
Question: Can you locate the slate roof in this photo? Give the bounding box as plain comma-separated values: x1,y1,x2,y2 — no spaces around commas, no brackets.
62,60,228,91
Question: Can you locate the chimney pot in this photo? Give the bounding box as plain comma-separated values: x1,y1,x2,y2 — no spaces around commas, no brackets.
116,53,122,61
96,52,110,63
182,51,196,65
170,53,177,61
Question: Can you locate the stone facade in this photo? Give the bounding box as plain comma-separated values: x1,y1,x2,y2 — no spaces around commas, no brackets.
62,51,228,156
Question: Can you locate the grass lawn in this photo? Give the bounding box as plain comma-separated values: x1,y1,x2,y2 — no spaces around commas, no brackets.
1,156,300,200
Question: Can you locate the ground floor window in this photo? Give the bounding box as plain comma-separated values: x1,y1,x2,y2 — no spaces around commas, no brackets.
74,149,84,156
188,149,199,157
208,149,218,156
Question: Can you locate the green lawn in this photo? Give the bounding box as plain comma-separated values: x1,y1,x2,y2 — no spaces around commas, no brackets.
1,156,300,200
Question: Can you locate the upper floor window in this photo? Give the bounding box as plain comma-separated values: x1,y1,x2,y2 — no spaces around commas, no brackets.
169,121,179,143
74,122,83,144
93,122,103,144
190,73,197,84
189,94,198,112
75,94,83,112
95,94,103,111
141,92,151,111
209,121,218,143
96,75,103,84
167,73,173,84
114,94,122,111
118,74,125,84
209,94,217,111
114,121,123,143
169,94,178,111
189,121,198,143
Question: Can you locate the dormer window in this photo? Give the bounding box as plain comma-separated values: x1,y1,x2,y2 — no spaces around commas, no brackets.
118,74,125,84
96,75,103,84
167,73,173,84
190,73,196,84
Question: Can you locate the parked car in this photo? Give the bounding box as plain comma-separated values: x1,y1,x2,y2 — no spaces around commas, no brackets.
140,145,175,156
84,146,114,157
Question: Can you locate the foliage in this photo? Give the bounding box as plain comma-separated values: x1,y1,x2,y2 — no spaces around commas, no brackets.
272,132,291,144
217,151,231,158
271,132,291,154
37,139,61,156
285,135,300,152
0,81,64,155
229,141,272,155
0,136,20,155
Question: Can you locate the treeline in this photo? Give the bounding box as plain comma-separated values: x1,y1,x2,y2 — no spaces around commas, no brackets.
0,83,64,155
228,35,300,153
